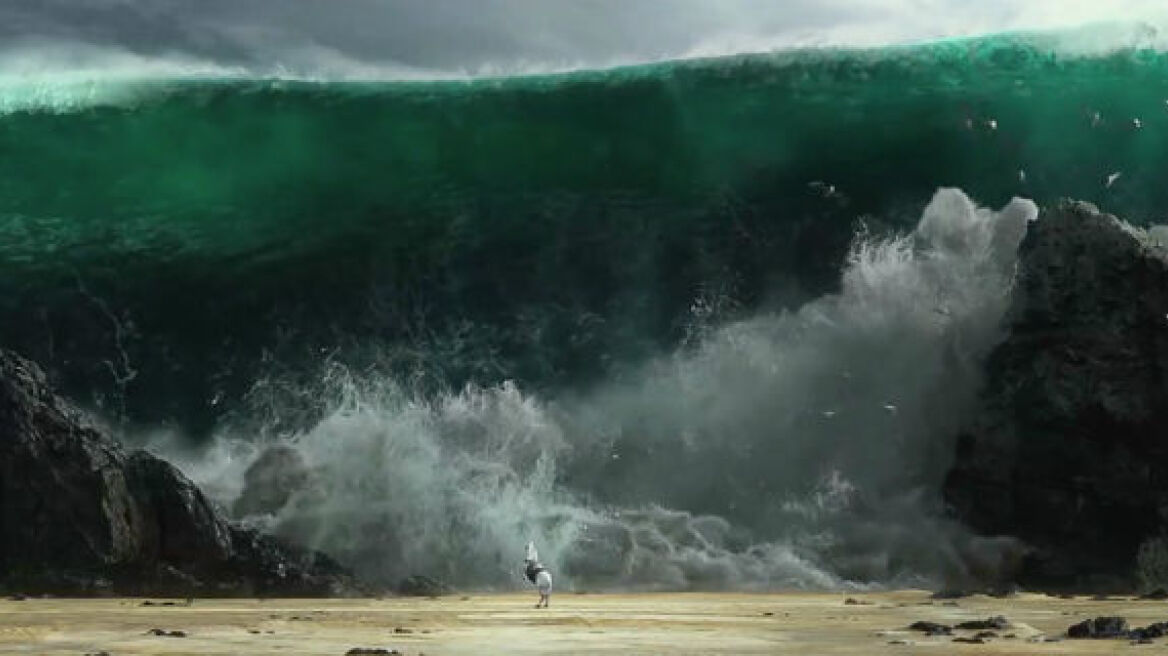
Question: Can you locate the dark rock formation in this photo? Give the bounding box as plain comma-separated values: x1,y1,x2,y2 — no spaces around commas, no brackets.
0,349,353,596
944,200,1168,590
1066,616,1129,639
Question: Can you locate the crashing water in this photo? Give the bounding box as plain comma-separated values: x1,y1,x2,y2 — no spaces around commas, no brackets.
3,28,1163,589
161,189,1035,590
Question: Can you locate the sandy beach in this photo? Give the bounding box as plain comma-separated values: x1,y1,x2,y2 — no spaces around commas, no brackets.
1,590,1164,655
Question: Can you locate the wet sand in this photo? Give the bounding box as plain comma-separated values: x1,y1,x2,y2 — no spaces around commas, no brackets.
0,590,1163,654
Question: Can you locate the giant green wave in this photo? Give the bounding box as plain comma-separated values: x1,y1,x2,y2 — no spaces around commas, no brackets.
1,32,1167,431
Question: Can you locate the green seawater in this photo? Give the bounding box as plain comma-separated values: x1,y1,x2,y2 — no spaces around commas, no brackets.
2,33,1168,432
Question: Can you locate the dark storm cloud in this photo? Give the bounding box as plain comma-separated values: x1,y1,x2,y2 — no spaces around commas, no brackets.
0,0,845,71
0,0,1164,76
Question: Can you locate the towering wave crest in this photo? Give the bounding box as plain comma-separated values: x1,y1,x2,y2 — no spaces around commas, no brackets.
164,188,1036,590
3,24,1168,115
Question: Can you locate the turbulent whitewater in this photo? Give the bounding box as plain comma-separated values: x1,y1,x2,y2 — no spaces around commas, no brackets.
1,31,1166,589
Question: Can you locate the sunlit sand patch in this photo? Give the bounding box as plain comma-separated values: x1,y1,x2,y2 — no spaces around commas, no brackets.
3,591,1168,654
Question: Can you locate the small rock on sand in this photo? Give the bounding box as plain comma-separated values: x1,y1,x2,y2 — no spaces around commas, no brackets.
1129,622,1168,640
1067,616,1128,639
908,621,952,636
955,616,1009,631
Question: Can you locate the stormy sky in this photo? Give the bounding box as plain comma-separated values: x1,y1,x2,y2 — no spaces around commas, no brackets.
1,0,1166,77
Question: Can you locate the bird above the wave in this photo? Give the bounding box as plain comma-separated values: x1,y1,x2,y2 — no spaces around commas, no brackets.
1106,172,1123,189
808,180,836,196
883,403,898,415
821,410,837,419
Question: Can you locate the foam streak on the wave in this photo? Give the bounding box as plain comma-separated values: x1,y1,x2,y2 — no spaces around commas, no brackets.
171,189,1035,591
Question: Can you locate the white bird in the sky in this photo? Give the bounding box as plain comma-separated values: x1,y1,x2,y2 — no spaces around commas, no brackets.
1133,118,1143,129
808,180,840,199
822,410,837,419
1018,169,1026,184
882,403,898,415
1106,172,1122,188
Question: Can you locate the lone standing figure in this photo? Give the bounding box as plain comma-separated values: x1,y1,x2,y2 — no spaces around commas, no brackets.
523,541,552,608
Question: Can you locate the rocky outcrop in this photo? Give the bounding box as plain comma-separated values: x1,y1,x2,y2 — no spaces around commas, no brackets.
944,200,1168,590
0,349,353,596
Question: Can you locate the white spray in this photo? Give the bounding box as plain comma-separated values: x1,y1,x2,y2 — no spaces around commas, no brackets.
171,188,1036,591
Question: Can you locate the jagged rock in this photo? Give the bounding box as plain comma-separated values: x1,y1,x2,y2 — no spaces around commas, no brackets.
233,445,311,518
1066,616,1129,639
944,200,1168,590
0,349,355,596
